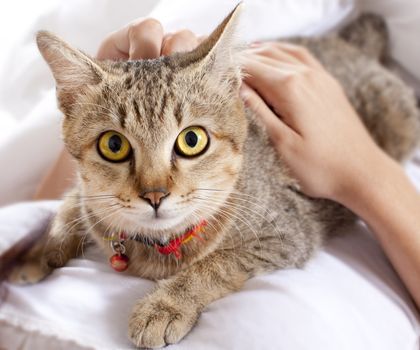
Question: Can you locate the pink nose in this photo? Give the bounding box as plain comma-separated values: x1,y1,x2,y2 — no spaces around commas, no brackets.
140,190,170,210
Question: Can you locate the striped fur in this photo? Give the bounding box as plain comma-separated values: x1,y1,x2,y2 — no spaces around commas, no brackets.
9,8,420,348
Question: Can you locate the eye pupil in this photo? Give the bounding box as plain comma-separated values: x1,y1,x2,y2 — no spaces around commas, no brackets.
185,131,198,147
108,135,122,153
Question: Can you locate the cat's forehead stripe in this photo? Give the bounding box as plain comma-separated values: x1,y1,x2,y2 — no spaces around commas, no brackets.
158,91,168,122
117,103,127,128
132,99,141,120
173,101,183,125
124,75,134,90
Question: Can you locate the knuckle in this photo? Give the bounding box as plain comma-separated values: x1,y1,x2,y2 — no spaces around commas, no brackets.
281,73,297,86
285,43,308,57
174,29,195,38
128,18,162,38
300,66,313,77
163,35,177,48
98,32,114,48
296,46,314,61
253,43,278,57
281,74,300,96
127,23,139,39
259,47,275,57
165,29,198,53
297,46,310,55
139,18,163,31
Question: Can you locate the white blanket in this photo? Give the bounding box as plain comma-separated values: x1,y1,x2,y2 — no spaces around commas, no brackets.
1,164,420,349
1,0,420,349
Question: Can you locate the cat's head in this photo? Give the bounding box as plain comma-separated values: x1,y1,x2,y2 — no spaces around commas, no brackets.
38,5,247,240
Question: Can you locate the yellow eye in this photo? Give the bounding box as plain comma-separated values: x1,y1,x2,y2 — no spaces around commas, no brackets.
97,131,132,162
175,126,209,157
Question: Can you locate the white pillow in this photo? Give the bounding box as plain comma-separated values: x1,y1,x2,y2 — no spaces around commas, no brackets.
150,0,355,40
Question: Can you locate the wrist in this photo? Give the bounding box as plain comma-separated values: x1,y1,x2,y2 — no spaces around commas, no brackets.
334,149,402,216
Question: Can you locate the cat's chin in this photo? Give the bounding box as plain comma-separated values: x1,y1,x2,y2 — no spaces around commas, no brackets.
136,216,191,233
117,211,202,239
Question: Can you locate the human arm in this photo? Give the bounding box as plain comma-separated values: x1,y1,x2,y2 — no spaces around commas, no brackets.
240,42,420,308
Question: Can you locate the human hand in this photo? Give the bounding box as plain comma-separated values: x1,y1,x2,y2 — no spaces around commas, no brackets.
240,42,389,203
97,18,204,60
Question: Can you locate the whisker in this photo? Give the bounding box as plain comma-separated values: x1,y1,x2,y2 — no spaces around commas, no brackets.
191,198,263,252
193,189,283,241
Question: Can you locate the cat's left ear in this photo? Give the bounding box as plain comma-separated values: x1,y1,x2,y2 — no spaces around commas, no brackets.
36,31,105,111
179,3,244,93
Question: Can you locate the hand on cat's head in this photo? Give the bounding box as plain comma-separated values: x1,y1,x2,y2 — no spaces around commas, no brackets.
96,18,206,61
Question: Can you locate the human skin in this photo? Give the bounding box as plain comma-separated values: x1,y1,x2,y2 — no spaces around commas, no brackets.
34,19,420,309
241,42,420,309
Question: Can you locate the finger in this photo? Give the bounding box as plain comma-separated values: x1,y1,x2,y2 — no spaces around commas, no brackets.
245,42,302,66
275,42,323,69
161,29,199,56
97,28,131,60
240,83,298,148
243,52,301,72
128,18,164,59
242,56,289,107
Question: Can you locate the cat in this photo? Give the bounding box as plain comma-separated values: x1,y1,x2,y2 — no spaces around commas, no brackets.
9,5,420,348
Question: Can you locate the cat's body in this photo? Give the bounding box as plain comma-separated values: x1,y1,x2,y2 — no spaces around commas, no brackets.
10,8,420,349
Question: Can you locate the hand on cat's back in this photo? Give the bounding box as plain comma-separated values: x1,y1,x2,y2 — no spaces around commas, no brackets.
240,42,389,204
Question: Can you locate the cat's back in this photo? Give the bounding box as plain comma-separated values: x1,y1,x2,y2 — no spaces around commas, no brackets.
231,14,420,253
293,15,420,160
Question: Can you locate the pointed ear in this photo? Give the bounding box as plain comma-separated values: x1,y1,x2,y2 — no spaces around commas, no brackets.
36,31,105,112
178,3,244,92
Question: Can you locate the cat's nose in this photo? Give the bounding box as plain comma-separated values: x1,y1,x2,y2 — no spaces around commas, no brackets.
139,189,170,210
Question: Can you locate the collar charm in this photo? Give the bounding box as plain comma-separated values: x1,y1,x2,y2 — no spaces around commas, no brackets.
109,232,129,272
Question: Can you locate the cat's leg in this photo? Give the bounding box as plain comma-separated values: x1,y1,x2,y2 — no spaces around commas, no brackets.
128,250,249,348
8,189,89,284
128,230,313,348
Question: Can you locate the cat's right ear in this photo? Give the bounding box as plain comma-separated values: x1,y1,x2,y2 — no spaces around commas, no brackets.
36,31,105,111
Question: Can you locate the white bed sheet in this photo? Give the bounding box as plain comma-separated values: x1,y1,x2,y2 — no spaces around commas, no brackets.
1,0,420,349
1,152,420,350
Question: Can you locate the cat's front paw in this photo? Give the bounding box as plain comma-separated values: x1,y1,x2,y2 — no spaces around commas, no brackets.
8,260,51,285
129,294,199,348
8,250,64,285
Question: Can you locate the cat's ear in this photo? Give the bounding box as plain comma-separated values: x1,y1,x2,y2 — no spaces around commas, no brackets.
179,3,244,92
36,31,105,110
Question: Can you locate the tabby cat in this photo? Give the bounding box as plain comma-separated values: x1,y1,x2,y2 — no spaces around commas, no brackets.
9,5,420,348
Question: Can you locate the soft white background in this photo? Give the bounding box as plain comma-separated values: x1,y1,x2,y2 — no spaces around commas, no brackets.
0,0,419,349
1,0,420,206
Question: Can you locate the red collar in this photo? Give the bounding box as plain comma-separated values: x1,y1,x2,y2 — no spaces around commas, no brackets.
108,220,208,272
153,219,208,258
